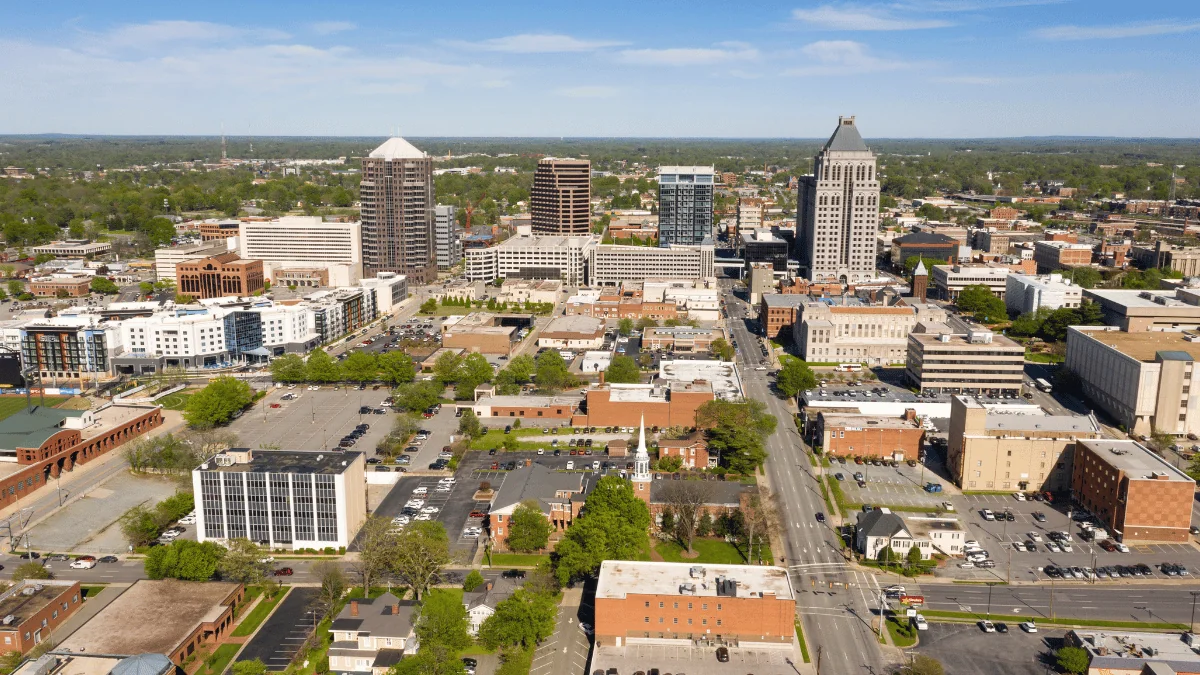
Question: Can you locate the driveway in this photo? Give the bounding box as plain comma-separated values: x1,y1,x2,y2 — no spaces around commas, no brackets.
237,587,318,671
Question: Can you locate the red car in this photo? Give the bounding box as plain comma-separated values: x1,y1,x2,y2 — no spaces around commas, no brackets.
274,567,294,576
490,462,499,470
270,403,281,408
469,511,486,519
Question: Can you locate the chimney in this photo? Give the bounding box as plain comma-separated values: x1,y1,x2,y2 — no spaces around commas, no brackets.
485,581,494,592
904,409,917,422
350,600,359,617
392,602,400,615
599,370,605,385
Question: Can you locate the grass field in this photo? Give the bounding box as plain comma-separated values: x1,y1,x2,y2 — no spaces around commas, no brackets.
197,643,239,675
232,586,290,637
488,553,550,567
159,391,195,411
656,538,772,565
0,396,68,422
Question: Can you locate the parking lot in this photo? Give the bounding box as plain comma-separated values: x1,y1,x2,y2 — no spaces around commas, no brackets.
369,474,487,559
237,587,317,672
942,492,1200,582
227,386,395,452
915,622,1060,675
831,458,948,509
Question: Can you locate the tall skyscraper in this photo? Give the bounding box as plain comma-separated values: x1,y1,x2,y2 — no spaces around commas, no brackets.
433,204,462,270
531,158,591,235
657,166,714,246
798,116,880,284
360,137,437,283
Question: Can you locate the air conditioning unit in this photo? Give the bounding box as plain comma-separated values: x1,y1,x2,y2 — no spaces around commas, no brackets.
214,454,234,467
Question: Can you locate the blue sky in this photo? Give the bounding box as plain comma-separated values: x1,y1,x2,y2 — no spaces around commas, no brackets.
2,1,1198,137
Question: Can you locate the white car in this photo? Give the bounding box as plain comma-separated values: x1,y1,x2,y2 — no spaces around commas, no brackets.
70,559,96,570
288,384,297,389
438,477,456,484
1115,542,1130,553
942,501,956,512
309,385,320,391
979,620,996,633
1014,492,1026,501
566,461,575,469
258,556,275,564
1020,621,1038,633
413,486,428,495
414,513,433,521
959,561,976,569
1012,542,1027,552
179,516,197,524
435,486,452,493
405,500,425,509
1027,531,1042,542
420,506,440,514
914,615,928,631
1046,542,1061,553
1060,542,1074,553
161,529,181,539
392,516,410,525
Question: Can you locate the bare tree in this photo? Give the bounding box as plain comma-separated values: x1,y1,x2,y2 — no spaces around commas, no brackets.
661,480,715,554
742,486,780,564
311,560,347,619
354,515,398,596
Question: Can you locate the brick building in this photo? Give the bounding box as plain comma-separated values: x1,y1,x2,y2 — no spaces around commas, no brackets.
0,403,164,509
1071,439,1194,543
0,580,82,654
759,294,807,340
176,253,265,299
593,561,796,648
440,313,522,355
198,219,241,241
487,464,590,551
580,382,713,429
29,275,92,298
1033,240,1093,273
641,326,724,353
816,410,924,461
655,432,711,469
468,394,579,420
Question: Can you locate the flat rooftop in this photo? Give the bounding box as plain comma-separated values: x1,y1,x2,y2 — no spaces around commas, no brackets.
761,294,809,308
60,580,239,656
906,517,965,538
1074,327,1200,362
478,394,581,408
1079,439,1194,482
985,413,1099,434
658,359,741,400
0,581,76,626
910,331,1023,350
542,315,604,335
819,413,918,429
1084,288,1193,309
1073,630,1200,669
596,560,794,600
496,234,597,250
199,449,362,474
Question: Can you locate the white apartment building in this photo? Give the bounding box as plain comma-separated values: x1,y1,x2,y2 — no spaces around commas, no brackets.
464,234,597,286
796,299,948,366
255,303,319,354
797,117,881,283
434,205,462,270
1005,273,1083,315
238,216,363,287
643,279,722,322
930,264,1011,301
737,198,764,232
590,242,715,286
359,273,409,315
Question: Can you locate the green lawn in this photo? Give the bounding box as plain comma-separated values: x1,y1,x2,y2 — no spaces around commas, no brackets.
1025,351,1064,364
159,391,195,411
885,616,918,647
795,621,811,663
0,396,68,421
80,585,107,600
488,553,550,567
470,428,567,451
232,587,290,637
197,643,240,675
655,538,772,565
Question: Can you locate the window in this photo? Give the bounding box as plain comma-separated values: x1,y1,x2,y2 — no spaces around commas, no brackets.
644,617,650,623
644,601,650,607
659,602,664,608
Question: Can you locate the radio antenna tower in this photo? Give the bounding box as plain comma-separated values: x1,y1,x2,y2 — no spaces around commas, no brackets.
221,123,227,162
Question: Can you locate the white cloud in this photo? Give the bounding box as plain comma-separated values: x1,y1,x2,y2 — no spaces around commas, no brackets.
91,20,289,50
557,85,619,98
783,40,909,75
616,43,758,66
311,21,356,35
453,33,625,53
792,5,952,30
1033,20,1200,40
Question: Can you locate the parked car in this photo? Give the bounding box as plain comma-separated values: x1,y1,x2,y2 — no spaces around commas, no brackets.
979,620,996,633
716,646,730,663
274,567,294,576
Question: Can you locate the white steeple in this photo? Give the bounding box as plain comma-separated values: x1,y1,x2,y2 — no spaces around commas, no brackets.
633,414,651,483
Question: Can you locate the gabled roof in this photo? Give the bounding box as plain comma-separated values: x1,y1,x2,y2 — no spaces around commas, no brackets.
369,137,427,160
856,509,909,538
463,577,519,612
491,463,588,515
331,593,415,639
823,117,870,153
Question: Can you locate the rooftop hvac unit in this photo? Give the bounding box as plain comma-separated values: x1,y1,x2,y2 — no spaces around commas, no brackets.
689,566,706,578
2,615,14,626
679,583,697,595
938,334,951,343
214,454,235,467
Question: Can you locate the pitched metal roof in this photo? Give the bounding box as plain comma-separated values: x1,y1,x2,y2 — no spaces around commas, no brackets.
369,137,427,160
823,117,870,153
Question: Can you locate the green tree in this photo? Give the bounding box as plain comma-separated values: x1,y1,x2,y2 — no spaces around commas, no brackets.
463,569,486,592
554,475,650,584
11,562,52,581
455,353,494,399
414,589,472,653
390,521,452,601
709,337,735,362
394,381,443,413
342,351,379,384
1007,310,1044,338
478,589,557,650
695,399,777,474
775,358,817,398
877,545,896,565
90,277,119,294
605,355,641,384
433,350,464,385
457,409,484,440
420,298,438,314
355,515,399,596
617,318,634,336
973,295,1009,324
231,660,267,675
305,349,342,383
635,317,658,331
906,545,923,568
1077,299,1104,325
146,216,178,248
144,540,225,581
534,350,576,393
377,351,416,385
506,500,553,553
1056,646,1090,675
217,538,268,585
7,280,23,297
955,284,996,314
184,376,254,429
270,354,308,383
139,281,155,295
1062,266,1101,289
120,504,162,547
504,354,535,383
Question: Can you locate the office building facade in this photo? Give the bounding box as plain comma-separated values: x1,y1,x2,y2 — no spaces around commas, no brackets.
657,166,714,246
176,253,265,300
194,449,366,550
906,327,1025,395
434,204,462,270
531,158,591,235
238,216,361,267
360,137,437,283
797,116,880,284
590,243,715,287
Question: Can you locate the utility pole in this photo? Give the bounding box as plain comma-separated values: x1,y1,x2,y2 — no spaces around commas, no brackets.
1191,591,1200,633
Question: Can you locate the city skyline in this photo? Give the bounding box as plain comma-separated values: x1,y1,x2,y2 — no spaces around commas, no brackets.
2,1,1198,138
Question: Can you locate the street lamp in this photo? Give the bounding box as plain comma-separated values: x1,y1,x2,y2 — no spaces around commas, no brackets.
1190,591,1200,633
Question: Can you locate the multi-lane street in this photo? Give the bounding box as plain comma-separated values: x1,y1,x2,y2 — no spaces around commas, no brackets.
723,284,890,674
921,583,1200,627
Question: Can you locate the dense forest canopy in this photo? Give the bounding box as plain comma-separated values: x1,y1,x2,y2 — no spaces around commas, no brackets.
1,135,1198,251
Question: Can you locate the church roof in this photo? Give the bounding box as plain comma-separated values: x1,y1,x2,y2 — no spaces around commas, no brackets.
914,260,928,276
823,117,870,153
369,137,427,160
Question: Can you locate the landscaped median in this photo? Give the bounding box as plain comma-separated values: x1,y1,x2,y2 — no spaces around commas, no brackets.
921,609,1188,632
232,586,291,637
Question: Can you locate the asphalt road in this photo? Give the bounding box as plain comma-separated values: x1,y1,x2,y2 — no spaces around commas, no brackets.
722,284,888,674
920,583,1200,626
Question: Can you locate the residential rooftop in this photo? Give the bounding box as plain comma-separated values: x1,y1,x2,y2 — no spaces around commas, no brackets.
1078,439,1194,482
199,449,362,474
596,560,795,600
1073,327,1200,362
